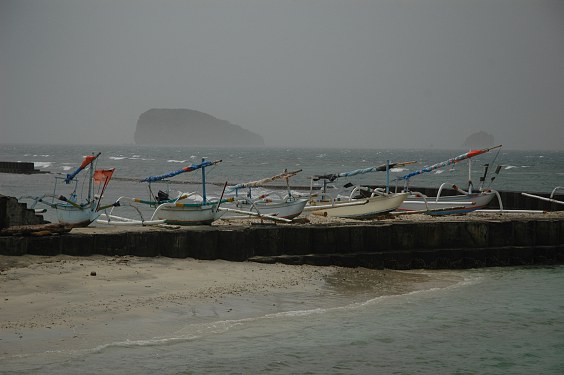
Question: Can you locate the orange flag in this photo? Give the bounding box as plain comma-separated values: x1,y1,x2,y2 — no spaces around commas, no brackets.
94,168,114,184
80,155,97,169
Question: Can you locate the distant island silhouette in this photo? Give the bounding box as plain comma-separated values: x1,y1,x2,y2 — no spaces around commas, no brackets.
134,108,264,146
463,131,494,148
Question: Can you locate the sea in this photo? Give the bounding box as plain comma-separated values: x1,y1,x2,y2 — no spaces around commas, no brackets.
0,144,563,374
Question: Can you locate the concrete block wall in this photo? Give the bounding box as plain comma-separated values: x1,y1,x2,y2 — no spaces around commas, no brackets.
0,195,47,228
1,219,562,269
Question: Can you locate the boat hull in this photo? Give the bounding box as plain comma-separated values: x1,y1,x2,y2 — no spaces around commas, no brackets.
152,203,224,225
227,197,308,220
53,204,99,227
308,193,408,219
397,191,496,215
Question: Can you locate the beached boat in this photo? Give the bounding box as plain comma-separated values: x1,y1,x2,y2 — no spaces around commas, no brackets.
98,159,226,225
220,169,308,222
395,145,503,215
19,152,115,227
397,189,499,215
304,162,412,219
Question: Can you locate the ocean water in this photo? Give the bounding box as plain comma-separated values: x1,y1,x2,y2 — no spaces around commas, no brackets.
1,267,563,374
0,144,563,374
0,144,562,202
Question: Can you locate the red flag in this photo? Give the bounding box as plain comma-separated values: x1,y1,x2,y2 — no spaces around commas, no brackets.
80,155,97,169
94,168,114,184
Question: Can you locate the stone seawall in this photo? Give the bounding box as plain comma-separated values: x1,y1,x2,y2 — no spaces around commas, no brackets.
1,218,562,269
0,161,45,174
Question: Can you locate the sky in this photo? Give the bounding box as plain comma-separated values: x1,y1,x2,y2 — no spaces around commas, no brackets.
1,0,563,150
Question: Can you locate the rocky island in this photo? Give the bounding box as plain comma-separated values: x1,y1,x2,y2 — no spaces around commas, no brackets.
463,131,495,148
134,108,264,146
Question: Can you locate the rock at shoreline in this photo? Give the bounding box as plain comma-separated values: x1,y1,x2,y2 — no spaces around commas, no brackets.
134,108,264,146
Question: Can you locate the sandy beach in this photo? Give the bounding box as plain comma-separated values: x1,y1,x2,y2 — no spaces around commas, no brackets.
1,210,561,359
0,255,454,358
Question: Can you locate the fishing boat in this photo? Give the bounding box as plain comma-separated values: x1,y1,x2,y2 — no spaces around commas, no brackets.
19,152,115,227
219,169,308,222
304,162,412,219
395,145,503,215
98,159,226,226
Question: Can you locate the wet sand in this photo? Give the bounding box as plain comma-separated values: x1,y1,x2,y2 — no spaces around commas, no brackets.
1,210,560,357
0,255,454,357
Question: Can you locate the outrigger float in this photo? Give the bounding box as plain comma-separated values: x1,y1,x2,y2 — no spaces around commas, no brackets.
19,152,115,227
98,159,227,226
521,187,564,209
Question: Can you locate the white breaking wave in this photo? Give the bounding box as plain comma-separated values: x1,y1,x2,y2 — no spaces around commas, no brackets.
390,167,407,172
33,161,52,168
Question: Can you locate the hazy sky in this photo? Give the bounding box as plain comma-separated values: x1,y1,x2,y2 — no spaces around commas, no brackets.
1,0,563,150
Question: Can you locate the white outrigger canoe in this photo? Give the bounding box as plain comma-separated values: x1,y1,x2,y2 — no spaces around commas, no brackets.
220,169,308,222
19,152,115,227
97,159,226,226
396,189,498,215
304,161,413,219
395,145,503,215
306,189,409,219
151,198,225,225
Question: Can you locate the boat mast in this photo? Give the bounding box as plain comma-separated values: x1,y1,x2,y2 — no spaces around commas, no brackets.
88,158,93,203
386,160,390,194
284,169,292,197
87,152,100,204
201,158,207,203
468,158,472,194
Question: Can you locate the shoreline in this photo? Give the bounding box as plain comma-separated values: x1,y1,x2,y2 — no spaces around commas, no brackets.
0,255,458,357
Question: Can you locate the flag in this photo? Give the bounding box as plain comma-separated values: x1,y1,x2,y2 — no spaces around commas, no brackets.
65,152,101,184
94,168,114,184
79,154,98,169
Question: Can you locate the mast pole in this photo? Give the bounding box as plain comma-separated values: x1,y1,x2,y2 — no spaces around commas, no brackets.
468,158,472,194
386,160,390,194
88,153,94,203
284,169,291,197
201,158,207,203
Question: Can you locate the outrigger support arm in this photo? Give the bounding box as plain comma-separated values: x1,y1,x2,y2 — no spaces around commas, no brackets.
400,145,502,183
228,169,303,192
140,159,222,183
312,161,416,182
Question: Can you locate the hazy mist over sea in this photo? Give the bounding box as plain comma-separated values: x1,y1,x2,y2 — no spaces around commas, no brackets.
1,0,563,150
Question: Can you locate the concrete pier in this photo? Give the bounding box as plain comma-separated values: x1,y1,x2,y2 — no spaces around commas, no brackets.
0,161,45,174
1,218,562,269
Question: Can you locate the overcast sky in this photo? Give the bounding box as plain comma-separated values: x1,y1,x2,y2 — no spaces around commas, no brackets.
1,0,563,150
